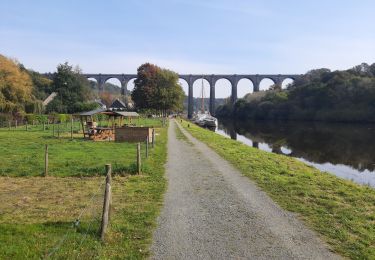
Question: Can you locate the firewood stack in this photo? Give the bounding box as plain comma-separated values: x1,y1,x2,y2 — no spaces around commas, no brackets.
90,129,114,141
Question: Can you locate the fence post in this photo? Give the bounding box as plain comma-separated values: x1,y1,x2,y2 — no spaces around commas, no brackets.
137,143,141,174
15,120,17,129
146,137,149,158
25,121,28,131
57,124,60,138
44,144,48,177
43,122,46,131
52,121,55,136
152,129,155,148
8,121,11,130
70,118,73,140
100,164,112,241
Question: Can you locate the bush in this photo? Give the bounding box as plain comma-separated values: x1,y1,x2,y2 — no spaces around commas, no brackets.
48,113,72,123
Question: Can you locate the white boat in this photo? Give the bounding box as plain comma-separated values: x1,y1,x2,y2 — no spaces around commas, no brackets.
203,115,217,127
193,78,218,128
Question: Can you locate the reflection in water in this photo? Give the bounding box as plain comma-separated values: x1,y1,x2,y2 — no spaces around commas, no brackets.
216,119,375,187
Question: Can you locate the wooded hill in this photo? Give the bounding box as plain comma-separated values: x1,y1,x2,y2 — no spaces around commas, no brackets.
217,63,375,123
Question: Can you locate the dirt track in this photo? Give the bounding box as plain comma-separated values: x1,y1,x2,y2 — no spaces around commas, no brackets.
150,120,340,260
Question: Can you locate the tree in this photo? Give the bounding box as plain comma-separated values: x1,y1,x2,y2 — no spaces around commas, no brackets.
27,70,53,100
0,55,34,114
131,63,184,114
100,92,114,107
46,62,94,113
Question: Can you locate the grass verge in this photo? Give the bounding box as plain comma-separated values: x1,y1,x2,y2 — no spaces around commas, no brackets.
175,123,192,145
180,120,375,259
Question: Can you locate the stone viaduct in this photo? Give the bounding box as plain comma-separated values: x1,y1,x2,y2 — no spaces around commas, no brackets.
45,73,302,118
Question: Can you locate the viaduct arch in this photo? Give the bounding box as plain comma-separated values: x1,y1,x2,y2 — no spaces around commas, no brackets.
44,73,301,118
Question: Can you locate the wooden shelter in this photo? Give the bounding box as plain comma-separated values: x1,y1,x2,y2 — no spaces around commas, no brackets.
77,109,139,141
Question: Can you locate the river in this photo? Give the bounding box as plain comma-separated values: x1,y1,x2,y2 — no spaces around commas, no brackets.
215,119,375,188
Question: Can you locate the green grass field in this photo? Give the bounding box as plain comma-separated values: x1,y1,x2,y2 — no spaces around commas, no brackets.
0,118,167,259
0,118,163,177
181,120,375,260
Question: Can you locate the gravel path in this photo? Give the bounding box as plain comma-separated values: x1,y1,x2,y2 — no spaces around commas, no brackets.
150,120,340,260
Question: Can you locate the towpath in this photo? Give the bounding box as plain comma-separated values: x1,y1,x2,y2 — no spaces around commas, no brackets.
150,120,340,260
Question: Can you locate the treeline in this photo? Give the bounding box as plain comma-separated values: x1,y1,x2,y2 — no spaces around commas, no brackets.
0,54,184,122
216,63,375,123
0,55,99,121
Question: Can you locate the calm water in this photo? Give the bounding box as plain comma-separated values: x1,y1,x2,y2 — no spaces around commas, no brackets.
215,119,375,187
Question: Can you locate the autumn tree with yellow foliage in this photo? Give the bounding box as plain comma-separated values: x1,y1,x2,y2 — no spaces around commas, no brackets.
0,55,36,114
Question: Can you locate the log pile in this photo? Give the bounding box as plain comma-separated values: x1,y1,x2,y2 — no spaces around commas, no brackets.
90,129,114,141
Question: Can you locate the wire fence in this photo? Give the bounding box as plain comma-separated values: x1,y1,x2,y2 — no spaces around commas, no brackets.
44,178,106,259
40,141,149,257
0,119,83,137
1,118,159,257
0,122,153,177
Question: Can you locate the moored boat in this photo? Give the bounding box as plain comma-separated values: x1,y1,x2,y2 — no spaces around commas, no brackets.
192,78,218,128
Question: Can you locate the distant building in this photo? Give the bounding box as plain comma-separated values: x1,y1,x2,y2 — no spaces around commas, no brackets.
109,99,127,111
42,92,58,106
94,99,107,109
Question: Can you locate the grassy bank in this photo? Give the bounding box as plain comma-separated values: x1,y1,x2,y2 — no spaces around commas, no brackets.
181,120,374,259
0,120,167,259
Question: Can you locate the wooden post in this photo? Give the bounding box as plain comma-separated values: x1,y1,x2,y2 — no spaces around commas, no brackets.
137,143,141,174
152,129,155,148
25,122,28,131
100,164,112,241
44,144,48,177
70,118,73,140
43,122,46,131
146,137,149,158
8,121,11,130
15,120,17,129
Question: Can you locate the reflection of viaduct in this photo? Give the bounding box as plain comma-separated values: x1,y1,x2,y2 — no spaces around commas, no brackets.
52,73,302,118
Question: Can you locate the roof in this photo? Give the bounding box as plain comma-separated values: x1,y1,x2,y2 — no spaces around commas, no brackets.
110,99,126,109
42,92,58,106
78,108,107,116
94,99,107,108
77,108,139,117
115,111,139,117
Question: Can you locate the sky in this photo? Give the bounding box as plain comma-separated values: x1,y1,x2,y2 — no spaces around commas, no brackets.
1,0,375,97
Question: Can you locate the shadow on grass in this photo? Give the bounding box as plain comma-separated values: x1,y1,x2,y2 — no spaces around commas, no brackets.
74,162,138,177
43,221,101,237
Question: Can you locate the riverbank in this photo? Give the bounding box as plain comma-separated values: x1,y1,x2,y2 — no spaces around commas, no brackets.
0,120,168,259
181,119,375,259
216,118,375,187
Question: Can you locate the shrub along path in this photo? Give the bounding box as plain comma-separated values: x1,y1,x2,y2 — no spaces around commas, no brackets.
150,120,339,259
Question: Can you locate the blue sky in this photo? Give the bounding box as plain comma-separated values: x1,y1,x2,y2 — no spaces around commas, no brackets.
1,0,375,97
